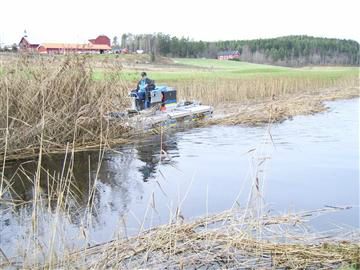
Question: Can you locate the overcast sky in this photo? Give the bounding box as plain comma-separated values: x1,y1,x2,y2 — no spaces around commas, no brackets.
0,0,359,45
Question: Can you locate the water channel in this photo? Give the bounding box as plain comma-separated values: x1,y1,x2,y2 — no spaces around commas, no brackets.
1,98,359,258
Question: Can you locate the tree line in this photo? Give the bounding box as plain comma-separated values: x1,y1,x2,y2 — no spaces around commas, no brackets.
115,33,359,66
0,43,18,52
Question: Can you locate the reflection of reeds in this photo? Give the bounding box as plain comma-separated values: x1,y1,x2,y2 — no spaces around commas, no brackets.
0,146,104,268
1,123,358,269
2,157,359,269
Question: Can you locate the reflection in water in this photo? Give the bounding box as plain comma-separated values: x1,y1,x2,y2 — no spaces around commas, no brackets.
1,135,179,258
0,98,358,259
4,151,101,204
3,135,178,214
135,135,179,181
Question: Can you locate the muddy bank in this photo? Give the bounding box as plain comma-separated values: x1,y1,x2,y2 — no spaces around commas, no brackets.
210,86,359,126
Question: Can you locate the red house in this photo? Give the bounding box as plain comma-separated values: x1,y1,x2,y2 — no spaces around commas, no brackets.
217,50,240,60
18,37,40,52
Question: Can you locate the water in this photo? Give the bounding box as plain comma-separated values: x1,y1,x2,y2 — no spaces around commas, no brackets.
1,98,359,257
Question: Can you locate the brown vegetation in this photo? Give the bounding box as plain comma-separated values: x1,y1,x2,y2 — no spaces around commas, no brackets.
208,86,360,126
0,55,358,268
0,55,130,160
173,76,358,106
0,54,358,160
42,208,360,269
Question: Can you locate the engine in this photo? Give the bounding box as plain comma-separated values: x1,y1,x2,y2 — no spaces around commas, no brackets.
130,86,177,111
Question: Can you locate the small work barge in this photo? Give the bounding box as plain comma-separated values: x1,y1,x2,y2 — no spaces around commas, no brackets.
107,86,213,130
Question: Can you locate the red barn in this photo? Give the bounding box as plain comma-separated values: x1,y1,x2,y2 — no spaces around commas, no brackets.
88,35,111,47
18,35,112,54
37,43,111,54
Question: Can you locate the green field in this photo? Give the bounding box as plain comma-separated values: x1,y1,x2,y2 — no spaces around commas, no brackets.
93,57,359,83
1,54,357,85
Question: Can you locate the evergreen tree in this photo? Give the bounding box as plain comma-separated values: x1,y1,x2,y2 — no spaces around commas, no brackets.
115,33,359,66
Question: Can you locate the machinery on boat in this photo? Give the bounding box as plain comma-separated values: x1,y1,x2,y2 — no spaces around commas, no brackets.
129,85,177,112
106,85,213,129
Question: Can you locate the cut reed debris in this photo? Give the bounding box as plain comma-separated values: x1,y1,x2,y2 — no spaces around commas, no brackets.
42,207,360,269
208,86,360,126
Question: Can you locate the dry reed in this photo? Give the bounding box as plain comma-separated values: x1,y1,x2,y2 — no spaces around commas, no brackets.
0,53,359,270
37,207,360,269
2,157,358,269
0,54,131,160
0,81,358,268
1,54,358,159
173,75,359,106
207,86,360,126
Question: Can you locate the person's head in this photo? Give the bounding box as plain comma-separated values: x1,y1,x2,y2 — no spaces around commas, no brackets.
141,72,147,79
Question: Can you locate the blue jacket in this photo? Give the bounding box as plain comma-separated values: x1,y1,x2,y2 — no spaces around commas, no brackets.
136,78,155,92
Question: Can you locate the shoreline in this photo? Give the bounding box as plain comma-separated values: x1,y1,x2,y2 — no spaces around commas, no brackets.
209,86,359,126
2,86,359,269
1,86,359,161
37,207,360,269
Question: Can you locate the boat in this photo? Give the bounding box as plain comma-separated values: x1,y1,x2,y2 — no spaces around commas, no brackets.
106,85,213,130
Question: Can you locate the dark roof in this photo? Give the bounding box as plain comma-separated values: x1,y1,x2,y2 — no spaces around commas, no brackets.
19,37,40,46
217,50,240,56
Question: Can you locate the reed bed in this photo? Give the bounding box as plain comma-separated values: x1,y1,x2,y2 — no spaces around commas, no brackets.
0,53,358,159
205,86,360,126
0,54,131,160
173,75,359,106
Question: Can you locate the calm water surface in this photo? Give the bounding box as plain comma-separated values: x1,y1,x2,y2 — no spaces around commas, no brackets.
1,98,359,257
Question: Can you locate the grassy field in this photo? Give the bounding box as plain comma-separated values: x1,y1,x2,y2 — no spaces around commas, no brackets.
95,57,359,83
91,57,359,108
121,58,358,105
175,58,358,79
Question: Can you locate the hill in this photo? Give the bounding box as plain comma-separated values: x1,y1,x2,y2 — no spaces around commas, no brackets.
121,34,359,67
215,36,359,66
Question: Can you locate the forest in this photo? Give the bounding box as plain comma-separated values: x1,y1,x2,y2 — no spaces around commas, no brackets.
115,34,359,66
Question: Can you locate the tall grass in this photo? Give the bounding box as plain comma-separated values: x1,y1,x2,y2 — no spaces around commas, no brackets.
0,147,105,267
0,54,130,160
172,75,359,106
1,54,358,159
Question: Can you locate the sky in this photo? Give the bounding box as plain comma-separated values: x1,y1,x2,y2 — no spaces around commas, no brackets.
0,0,359,45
